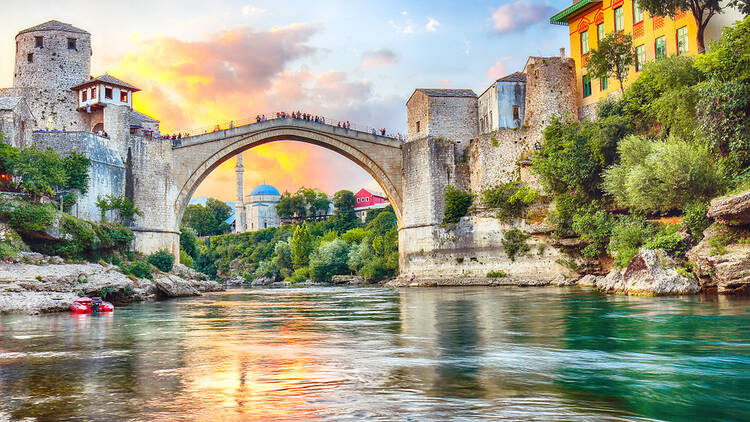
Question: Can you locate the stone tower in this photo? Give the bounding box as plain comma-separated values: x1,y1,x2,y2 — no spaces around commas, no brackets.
13,20,91,90
0,20,93,131
234,153,246,232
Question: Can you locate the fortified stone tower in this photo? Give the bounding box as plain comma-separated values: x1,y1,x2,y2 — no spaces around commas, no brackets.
2,20,92,131
13,20,91,90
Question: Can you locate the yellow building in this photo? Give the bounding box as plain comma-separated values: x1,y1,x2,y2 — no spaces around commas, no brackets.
550,0,735,117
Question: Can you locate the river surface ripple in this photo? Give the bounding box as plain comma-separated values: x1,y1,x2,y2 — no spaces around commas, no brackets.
1,286,750,421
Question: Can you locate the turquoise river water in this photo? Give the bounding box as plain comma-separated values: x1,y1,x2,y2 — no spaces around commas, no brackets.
1,287,749,421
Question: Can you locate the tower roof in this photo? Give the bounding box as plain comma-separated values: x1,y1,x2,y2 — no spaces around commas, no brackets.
18,20,89,36
250,184,280,196
497,72,527,83
71,74,140,92
414,88,477,98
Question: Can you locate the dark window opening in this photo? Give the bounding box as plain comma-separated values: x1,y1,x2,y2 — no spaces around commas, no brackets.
416,121,420,132
105,87,113,99
512,105,520,120
67,38,77,50
91,87,96,99
27,53,33,63
120,90,128,102
35,36,43,48
82,90,88,102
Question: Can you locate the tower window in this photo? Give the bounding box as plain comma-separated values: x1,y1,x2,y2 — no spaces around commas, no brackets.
82,90,88,102
416,121,420,132
120,90,128,102
105,87,113,99
27,53,33,63
67,38,77,50
91,86,96,99
513,105,520,120
35,36,43,48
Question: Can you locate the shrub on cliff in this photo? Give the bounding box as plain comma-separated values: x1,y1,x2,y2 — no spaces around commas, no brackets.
123,259,153,280
572,210,615,259
7,203,56,233
443,185,472,224
148,250,174,272
502,229,530,261
683,201,711,241
309,239,350,281
480,181,539,221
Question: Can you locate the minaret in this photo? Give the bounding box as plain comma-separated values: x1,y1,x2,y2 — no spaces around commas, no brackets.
234,153,246,232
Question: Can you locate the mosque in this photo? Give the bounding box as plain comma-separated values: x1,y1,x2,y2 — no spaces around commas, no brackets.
231,153,281,232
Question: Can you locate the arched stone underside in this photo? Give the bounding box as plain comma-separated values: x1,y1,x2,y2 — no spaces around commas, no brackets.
171,120,404,230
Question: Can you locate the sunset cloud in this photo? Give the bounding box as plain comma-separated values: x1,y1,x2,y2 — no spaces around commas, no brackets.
362,49,398,67
491,1,555,35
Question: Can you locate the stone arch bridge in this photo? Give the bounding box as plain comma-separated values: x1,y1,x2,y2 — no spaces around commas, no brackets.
128,118,405,260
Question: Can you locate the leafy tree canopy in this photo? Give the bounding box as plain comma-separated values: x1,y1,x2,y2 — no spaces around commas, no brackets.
585,32,636,93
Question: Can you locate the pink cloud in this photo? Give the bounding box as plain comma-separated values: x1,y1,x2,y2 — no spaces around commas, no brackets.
362,49,398,67
486,60,508,80
491,1,555,35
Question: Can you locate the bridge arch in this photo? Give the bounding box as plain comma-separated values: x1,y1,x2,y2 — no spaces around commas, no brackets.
170,120,404,231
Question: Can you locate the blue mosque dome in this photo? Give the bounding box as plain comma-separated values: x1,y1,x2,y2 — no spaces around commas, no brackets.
250,184,280,196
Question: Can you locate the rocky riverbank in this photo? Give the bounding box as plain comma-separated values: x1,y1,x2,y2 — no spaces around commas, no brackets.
0,252,223,314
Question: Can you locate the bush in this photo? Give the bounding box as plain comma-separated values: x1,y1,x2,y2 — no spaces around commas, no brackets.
502,229,530,261
480,181,539,221
443,185,472,224
148,250,174,272
487,270,507,278
179,250,194,267
8,203,55,233
683,201,710,241
309,239,350,281
572,210,615,259
603,135,726,212
55,215,96,258
124,259,152,279
644,226,687,258
608,216,657,268
180,226,199,259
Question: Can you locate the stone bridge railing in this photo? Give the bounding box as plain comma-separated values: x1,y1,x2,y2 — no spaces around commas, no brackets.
170,117,404,150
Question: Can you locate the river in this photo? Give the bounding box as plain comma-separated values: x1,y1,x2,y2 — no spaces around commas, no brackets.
1,287,749,421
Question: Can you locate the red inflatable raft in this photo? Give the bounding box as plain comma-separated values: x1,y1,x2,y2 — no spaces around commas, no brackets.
70,297,114,314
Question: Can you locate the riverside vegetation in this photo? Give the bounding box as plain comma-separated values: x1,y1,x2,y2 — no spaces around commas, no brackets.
441,17,750,291
182,188,399,284
0,141,221,313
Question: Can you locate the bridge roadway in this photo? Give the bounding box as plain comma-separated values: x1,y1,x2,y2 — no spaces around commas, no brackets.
168,117,405,223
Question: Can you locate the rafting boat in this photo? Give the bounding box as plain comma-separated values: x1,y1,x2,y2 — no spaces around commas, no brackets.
70,297,114,314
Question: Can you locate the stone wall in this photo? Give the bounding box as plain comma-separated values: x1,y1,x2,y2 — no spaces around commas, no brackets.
31,131,125,222
128,136,180,256
402,216,573,281
0,99,34,148
428,96,478,158
468,56,577,193
0,87,85,131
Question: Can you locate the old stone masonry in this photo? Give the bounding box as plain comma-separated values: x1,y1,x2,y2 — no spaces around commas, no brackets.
0,20,578,281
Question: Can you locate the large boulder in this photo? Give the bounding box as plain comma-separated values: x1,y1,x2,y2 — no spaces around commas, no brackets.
707,191,750,225
331,275,365,285
152,273,201,297
597,248,699,296
686,224,750,294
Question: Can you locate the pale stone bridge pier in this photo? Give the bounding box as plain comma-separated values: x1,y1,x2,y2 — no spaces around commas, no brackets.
129,118,405,258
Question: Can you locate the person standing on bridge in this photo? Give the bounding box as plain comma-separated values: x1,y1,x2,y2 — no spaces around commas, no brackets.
230,121,234,129
262,114,266,121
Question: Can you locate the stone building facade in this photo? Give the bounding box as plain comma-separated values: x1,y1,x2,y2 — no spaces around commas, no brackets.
244,184,281,232
0,96,34,148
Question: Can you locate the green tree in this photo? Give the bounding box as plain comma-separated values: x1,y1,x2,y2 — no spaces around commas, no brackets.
365,210,397,236
730,0,750,15
330,190,359,233
96,194,142,225
308,238,350,281
585,32,636,94
11,147,67,200
180,226,199,259
62,152,91,194
181,198,232,235
364,204,394,224
443,185,472,224
291,222,313,269
638,0,725,53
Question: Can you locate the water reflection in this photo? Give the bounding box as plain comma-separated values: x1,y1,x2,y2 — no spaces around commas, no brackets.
0,287,749,421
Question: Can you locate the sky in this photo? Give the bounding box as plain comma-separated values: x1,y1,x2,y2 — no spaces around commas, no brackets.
0,0,571,201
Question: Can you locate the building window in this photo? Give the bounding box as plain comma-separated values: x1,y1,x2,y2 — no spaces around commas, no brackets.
597,23,605,42
120,90,129,102
677,26,689,55
614,7,624,32
35,36,43,48
416,121,420,132
82,90,88,102
67,38,77,50
91,86,97,99
513,105,520,120
581,30,590,55
583,74,592,98
633,3,644,24
600,77,608,91
636,44,646,72
27,53,33,63
105,87,113,99
655,36,667,59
